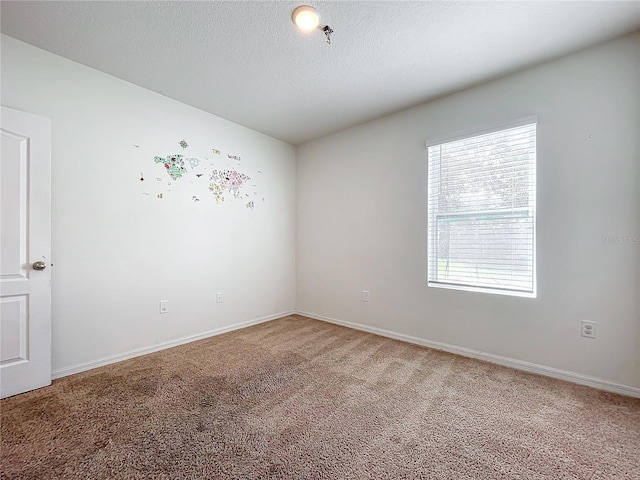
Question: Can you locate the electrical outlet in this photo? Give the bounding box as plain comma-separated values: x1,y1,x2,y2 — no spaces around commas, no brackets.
216,292,223,304
362,290,370,302
159,300,169,314
581,320,596,339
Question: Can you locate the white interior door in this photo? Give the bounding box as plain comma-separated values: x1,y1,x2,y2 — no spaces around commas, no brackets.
1,106,52,399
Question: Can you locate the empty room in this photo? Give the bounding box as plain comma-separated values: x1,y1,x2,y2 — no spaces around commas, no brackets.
1,1,639,478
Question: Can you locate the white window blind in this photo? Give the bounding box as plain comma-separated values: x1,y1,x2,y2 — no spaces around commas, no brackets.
427,122,536,296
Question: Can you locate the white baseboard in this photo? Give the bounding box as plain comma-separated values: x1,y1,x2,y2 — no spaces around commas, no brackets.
52,310,295,380
296,310,640,399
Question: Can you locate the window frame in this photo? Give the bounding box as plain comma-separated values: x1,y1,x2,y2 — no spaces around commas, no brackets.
426,116,538,298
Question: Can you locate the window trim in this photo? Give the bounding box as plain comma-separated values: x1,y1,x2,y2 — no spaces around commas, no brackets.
426,116,538,298
425,115,539,150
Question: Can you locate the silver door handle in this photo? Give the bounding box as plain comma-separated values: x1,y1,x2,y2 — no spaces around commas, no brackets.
32,261,47,271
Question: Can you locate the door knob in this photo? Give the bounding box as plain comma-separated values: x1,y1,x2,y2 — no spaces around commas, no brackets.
32,261,47,271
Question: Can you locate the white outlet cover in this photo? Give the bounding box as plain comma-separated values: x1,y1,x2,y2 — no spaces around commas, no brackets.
160,300,169,314
581,320,596,338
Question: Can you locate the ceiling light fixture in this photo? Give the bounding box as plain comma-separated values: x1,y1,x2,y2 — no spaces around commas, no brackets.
292,5,333,44
292,5,320,32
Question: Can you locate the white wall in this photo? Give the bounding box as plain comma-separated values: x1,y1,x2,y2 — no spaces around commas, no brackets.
296,33,640,389
1,35,296,374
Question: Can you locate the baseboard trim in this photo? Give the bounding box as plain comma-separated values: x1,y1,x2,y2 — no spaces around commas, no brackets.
296,310,640,399
52,310,295,380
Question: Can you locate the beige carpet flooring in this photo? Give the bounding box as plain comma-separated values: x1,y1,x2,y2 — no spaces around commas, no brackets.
1,315,639,479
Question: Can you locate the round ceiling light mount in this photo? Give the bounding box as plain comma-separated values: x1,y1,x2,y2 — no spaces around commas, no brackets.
292,5,320,32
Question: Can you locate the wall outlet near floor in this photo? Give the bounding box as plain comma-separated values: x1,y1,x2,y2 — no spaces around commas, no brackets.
362,290,370,302
159,300,169,314
581,320,596,339
216,292,223,304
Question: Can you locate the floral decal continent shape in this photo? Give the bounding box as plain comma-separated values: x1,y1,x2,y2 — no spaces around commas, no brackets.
209,169,251,204
154,154,187,180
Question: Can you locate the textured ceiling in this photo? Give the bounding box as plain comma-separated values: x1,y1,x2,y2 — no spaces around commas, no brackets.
2,1,639,145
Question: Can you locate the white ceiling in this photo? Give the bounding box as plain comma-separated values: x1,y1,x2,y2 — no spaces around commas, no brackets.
2,1,639,145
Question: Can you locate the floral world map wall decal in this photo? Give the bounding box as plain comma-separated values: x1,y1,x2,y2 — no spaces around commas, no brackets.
143,139,260,209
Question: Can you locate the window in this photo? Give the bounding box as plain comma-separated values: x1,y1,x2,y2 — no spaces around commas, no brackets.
427,119,536,297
